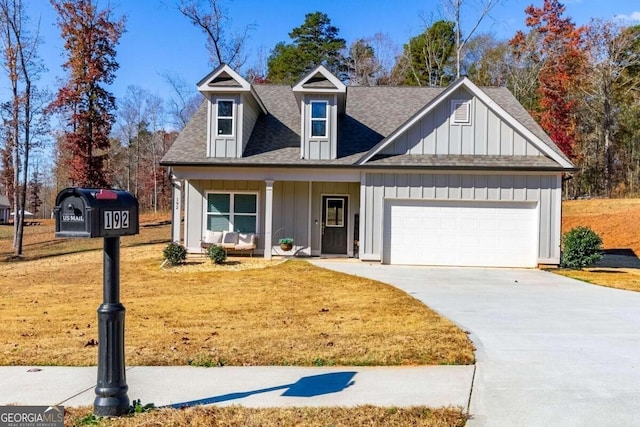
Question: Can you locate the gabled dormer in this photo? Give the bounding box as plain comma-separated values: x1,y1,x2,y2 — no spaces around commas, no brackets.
197,64,267,158
292,65,346,160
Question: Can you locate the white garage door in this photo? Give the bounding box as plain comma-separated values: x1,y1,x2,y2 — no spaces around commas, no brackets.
383,200,538,267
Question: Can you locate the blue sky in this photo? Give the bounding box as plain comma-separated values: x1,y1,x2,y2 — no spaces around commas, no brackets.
19,0,640,111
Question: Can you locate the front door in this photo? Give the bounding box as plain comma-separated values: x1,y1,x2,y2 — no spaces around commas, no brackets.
321,196,348,254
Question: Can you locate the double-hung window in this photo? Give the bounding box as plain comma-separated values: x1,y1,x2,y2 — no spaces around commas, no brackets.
206,193,257,233
310,101,328,138
217,100,234,136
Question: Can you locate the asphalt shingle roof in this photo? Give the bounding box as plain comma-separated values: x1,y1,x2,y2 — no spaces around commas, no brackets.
161,83,570,170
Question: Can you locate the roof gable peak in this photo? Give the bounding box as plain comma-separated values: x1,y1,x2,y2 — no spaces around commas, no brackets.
356,77,573,169
197,63,251,92
292,64,345,93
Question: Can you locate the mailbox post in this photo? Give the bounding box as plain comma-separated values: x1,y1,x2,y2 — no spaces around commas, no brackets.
54,188,139,417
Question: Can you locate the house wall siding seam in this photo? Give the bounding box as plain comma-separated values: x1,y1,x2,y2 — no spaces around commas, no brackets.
381,88,542,158
311,182,360,255
185,179,265,252
242,94,260,156
185,179,360,256
273,181,310,253
208,94,241,158
303,95,336,160
361,172,561,263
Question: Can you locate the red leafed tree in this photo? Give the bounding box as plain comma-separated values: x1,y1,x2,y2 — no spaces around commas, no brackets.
49,0,125,187
510,0,585,158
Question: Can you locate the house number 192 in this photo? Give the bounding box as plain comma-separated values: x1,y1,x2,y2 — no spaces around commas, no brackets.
104,210,130,230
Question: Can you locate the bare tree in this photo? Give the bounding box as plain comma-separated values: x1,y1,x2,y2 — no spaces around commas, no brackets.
161,71,201,130
177,0,252,69
344,38,380,86
116,86,169,212
370,32,402,85
442,0,502,78
578,20,640,195
0,0,47,256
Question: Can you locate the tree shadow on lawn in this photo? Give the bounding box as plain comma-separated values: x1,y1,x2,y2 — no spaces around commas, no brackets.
595,249,640,269
169,371,357,408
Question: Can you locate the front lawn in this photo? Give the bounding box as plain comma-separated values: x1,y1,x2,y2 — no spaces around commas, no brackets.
65,405,467,427
553,267,640,293
0,242,474,366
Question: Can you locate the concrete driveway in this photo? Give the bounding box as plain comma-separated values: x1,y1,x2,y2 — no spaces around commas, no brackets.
311,261,640,427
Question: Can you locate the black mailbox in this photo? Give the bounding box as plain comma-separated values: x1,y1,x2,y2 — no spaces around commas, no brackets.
54,187,139,238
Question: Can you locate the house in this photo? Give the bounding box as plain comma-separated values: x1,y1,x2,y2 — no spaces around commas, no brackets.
160,64,574,268
0,195,9,224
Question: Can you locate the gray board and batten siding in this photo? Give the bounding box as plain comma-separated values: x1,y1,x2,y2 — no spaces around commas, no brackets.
184,178,359,257
380,87,543,157
206,92,262,158
360,172,561,264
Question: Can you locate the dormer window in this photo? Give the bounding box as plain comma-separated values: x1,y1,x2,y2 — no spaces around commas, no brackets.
310,101,328,138
217,100,234,136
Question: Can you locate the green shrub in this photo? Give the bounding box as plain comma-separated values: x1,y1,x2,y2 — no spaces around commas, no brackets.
207,245,227,264
561,226,603,269
162,242,187,266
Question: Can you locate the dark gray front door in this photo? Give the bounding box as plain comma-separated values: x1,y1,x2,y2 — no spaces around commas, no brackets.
321,196,348,254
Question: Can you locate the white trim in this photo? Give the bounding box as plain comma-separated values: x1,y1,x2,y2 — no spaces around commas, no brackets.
310,100,329,138
300,96,305,159
197,64,251,91
451,99,472,125
320,193,351,256
171,177,182,243
197,64,267,114
264,180,274,260
324,197,345,227
307,182,313,257
357,77,573,169
206,99,212,157
215,99,235,137
171,166,362,182
204,190,260,235
382,198,539,267
292,64,346,93
357,78,467,164
359,173,366,259
183,180,190,248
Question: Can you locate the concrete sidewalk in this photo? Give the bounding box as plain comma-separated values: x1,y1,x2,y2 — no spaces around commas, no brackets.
3,365,474,409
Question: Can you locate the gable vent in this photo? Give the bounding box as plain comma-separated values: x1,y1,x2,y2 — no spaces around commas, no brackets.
451,100,471,125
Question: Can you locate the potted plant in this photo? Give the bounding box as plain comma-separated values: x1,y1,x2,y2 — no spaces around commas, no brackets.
279,238,293,251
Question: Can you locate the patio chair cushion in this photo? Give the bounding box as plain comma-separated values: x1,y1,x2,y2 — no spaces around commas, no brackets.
201,230,223,248
221,231,239,249
235,233,257,250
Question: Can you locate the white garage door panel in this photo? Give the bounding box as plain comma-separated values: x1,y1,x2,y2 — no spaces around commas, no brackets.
384,200,538,267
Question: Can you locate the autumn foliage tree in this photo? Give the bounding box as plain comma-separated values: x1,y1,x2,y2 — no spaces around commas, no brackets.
510,0,585,158
49,0,124,187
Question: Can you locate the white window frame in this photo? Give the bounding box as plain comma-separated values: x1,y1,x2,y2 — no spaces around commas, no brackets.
324,197,345,228
204,191,259,234
310,100,328,138
451,99,472,126
216,99,235,136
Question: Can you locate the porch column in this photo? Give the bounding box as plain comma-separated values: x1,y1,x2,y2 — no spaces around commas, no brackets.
264,180,274,260
171,176,182,244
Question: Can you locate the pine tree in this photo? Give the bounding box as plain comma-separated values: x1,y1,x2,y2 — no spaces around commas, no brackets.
266,12,346,84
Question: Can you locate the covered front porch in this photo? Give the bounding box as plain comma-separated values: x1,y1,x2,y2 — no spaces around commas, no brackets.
169,166,361,260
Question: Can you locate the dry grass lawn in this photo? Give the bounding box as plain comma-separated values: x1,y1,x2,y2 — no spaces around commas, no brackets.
553,268,640,293
64,405,467,427
0,218,474,367
559,198,640,292
562,198,640,254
